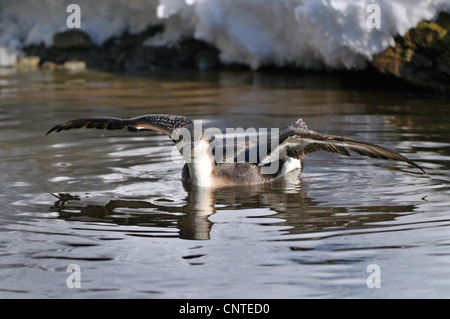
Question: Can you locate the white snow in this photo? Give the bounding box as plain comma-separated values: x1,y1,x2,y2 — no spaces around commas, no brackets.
0,46,17,67
1,0,449,69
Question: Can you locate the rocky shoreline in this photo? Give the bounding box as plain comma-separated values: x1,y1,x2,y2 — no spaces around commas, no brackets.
11,12,450,94
372,12,450,93
22,24,221,73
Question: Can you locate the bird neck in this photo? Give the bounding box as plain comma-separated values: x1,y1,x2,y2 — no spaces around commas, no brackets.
186,139,217,188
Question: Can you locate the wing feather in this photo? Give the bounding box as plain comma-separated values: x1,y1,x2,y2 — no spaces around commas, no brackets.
46,114,193,140
255,119,425,173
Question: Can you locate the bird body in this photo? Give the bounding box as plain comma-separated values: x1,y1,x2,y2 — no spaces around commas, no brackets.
46,114,425,188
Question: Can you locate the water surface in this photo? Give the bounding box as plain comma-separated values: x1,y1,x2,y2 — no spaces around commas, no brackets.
1,68,449,298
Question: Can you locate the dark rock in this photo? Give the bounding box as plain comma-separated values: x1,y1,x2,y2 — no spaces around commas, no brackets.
23,24,222,73
372,11,450,93
177,38,220,70
53,30,93,50
195,50,221,70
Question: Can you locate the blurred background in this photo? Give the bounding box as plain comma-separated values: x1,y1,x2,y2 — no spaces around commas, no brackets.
1,0,449,92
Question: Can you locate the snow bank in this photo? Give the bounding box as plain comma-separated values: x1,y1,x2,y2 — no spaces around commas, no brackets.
1,0,449,69
0,46,18,67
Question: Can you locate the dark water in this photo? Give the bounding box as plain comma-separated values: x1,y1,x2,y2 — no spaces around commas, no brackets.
0,68,449,298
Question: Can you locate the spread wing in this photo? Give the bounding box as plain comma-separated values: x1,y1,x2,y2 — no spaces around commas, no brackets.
251,118,425,173
46,114,193,141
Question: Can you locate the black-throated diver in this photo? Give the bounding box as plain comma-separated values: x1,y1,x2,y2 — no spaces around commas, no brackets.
46,114,425,187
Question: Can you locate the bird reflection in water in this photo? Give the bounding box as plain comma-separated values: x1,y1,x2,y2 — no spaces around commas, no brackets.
49,170,417,240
